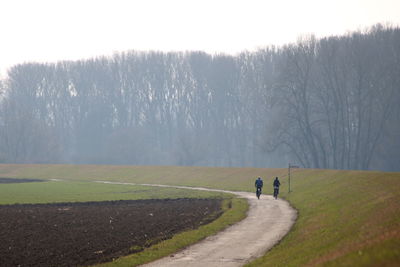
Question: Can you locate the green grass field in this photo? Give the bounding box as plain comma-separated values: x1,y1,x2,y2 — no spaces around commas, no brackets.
0,180,229,205
0,164,399,266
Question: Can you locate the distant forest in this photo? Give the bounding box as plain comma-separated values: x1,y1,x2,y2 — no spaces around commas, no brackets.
1,24,399,171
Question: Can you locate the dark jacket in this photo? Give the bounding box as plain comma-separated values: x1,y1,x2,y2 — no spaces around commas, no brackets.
273,179,280,187
255,179,263,188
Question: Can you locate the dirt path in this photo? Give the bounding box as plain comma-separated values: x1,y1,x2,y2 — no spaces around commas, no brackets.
96,182,297,267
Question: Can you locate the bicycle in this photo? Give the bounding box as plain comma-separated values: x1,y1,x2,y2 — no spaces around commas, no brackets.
273,186,279,199
256,187,262,199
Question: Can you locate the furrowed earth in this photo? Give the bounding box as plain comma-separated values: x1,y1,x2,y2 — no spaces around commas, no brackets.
0,198,222,267
0,177,44,183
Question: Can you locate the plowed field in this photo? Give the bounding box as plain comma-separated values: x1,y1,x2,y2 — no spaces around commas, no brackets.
0,198,222,267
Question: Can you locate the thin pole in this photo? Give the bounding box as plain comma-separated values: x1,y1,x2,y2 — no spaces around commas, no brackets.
288,163,291,193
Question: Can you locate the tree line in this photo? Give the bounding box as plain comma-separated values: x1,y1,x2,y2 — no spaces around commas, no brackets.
1,24,399,171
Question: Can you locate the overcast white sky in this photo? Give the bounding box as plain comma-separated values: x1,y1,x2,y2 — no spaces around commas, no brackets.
0,0,399,76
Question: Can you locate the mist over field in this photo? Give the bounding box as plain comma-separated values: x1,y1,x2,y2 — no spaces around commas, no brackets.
0,24,399,171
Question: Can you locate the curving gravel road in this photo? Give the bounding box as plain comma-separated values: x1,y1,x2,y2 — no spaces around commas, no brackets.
96,182,297,267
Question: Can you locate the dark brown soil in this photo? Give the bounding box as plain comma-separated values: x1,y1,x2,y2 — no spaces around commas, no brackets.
0,198,222,267
0,178,43,184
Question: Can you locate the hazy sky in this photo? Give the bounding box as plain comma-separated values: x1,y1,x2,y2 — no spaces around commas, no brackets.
0,0,399,76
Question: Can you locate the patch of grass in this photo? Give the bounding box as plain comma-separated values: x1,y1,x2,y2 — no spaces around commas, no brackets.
0,180,230,205
93,197,248,267
0,164,283,192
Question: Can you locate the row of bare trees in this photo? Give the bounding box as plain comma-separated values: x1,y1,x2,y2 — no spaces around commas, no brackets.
0,24,399,170
268,25,400,170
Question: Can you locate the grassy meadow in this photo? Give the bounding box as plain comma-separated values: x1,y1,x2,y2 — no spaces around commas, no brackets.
0,164,399,266
0,180,229,205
